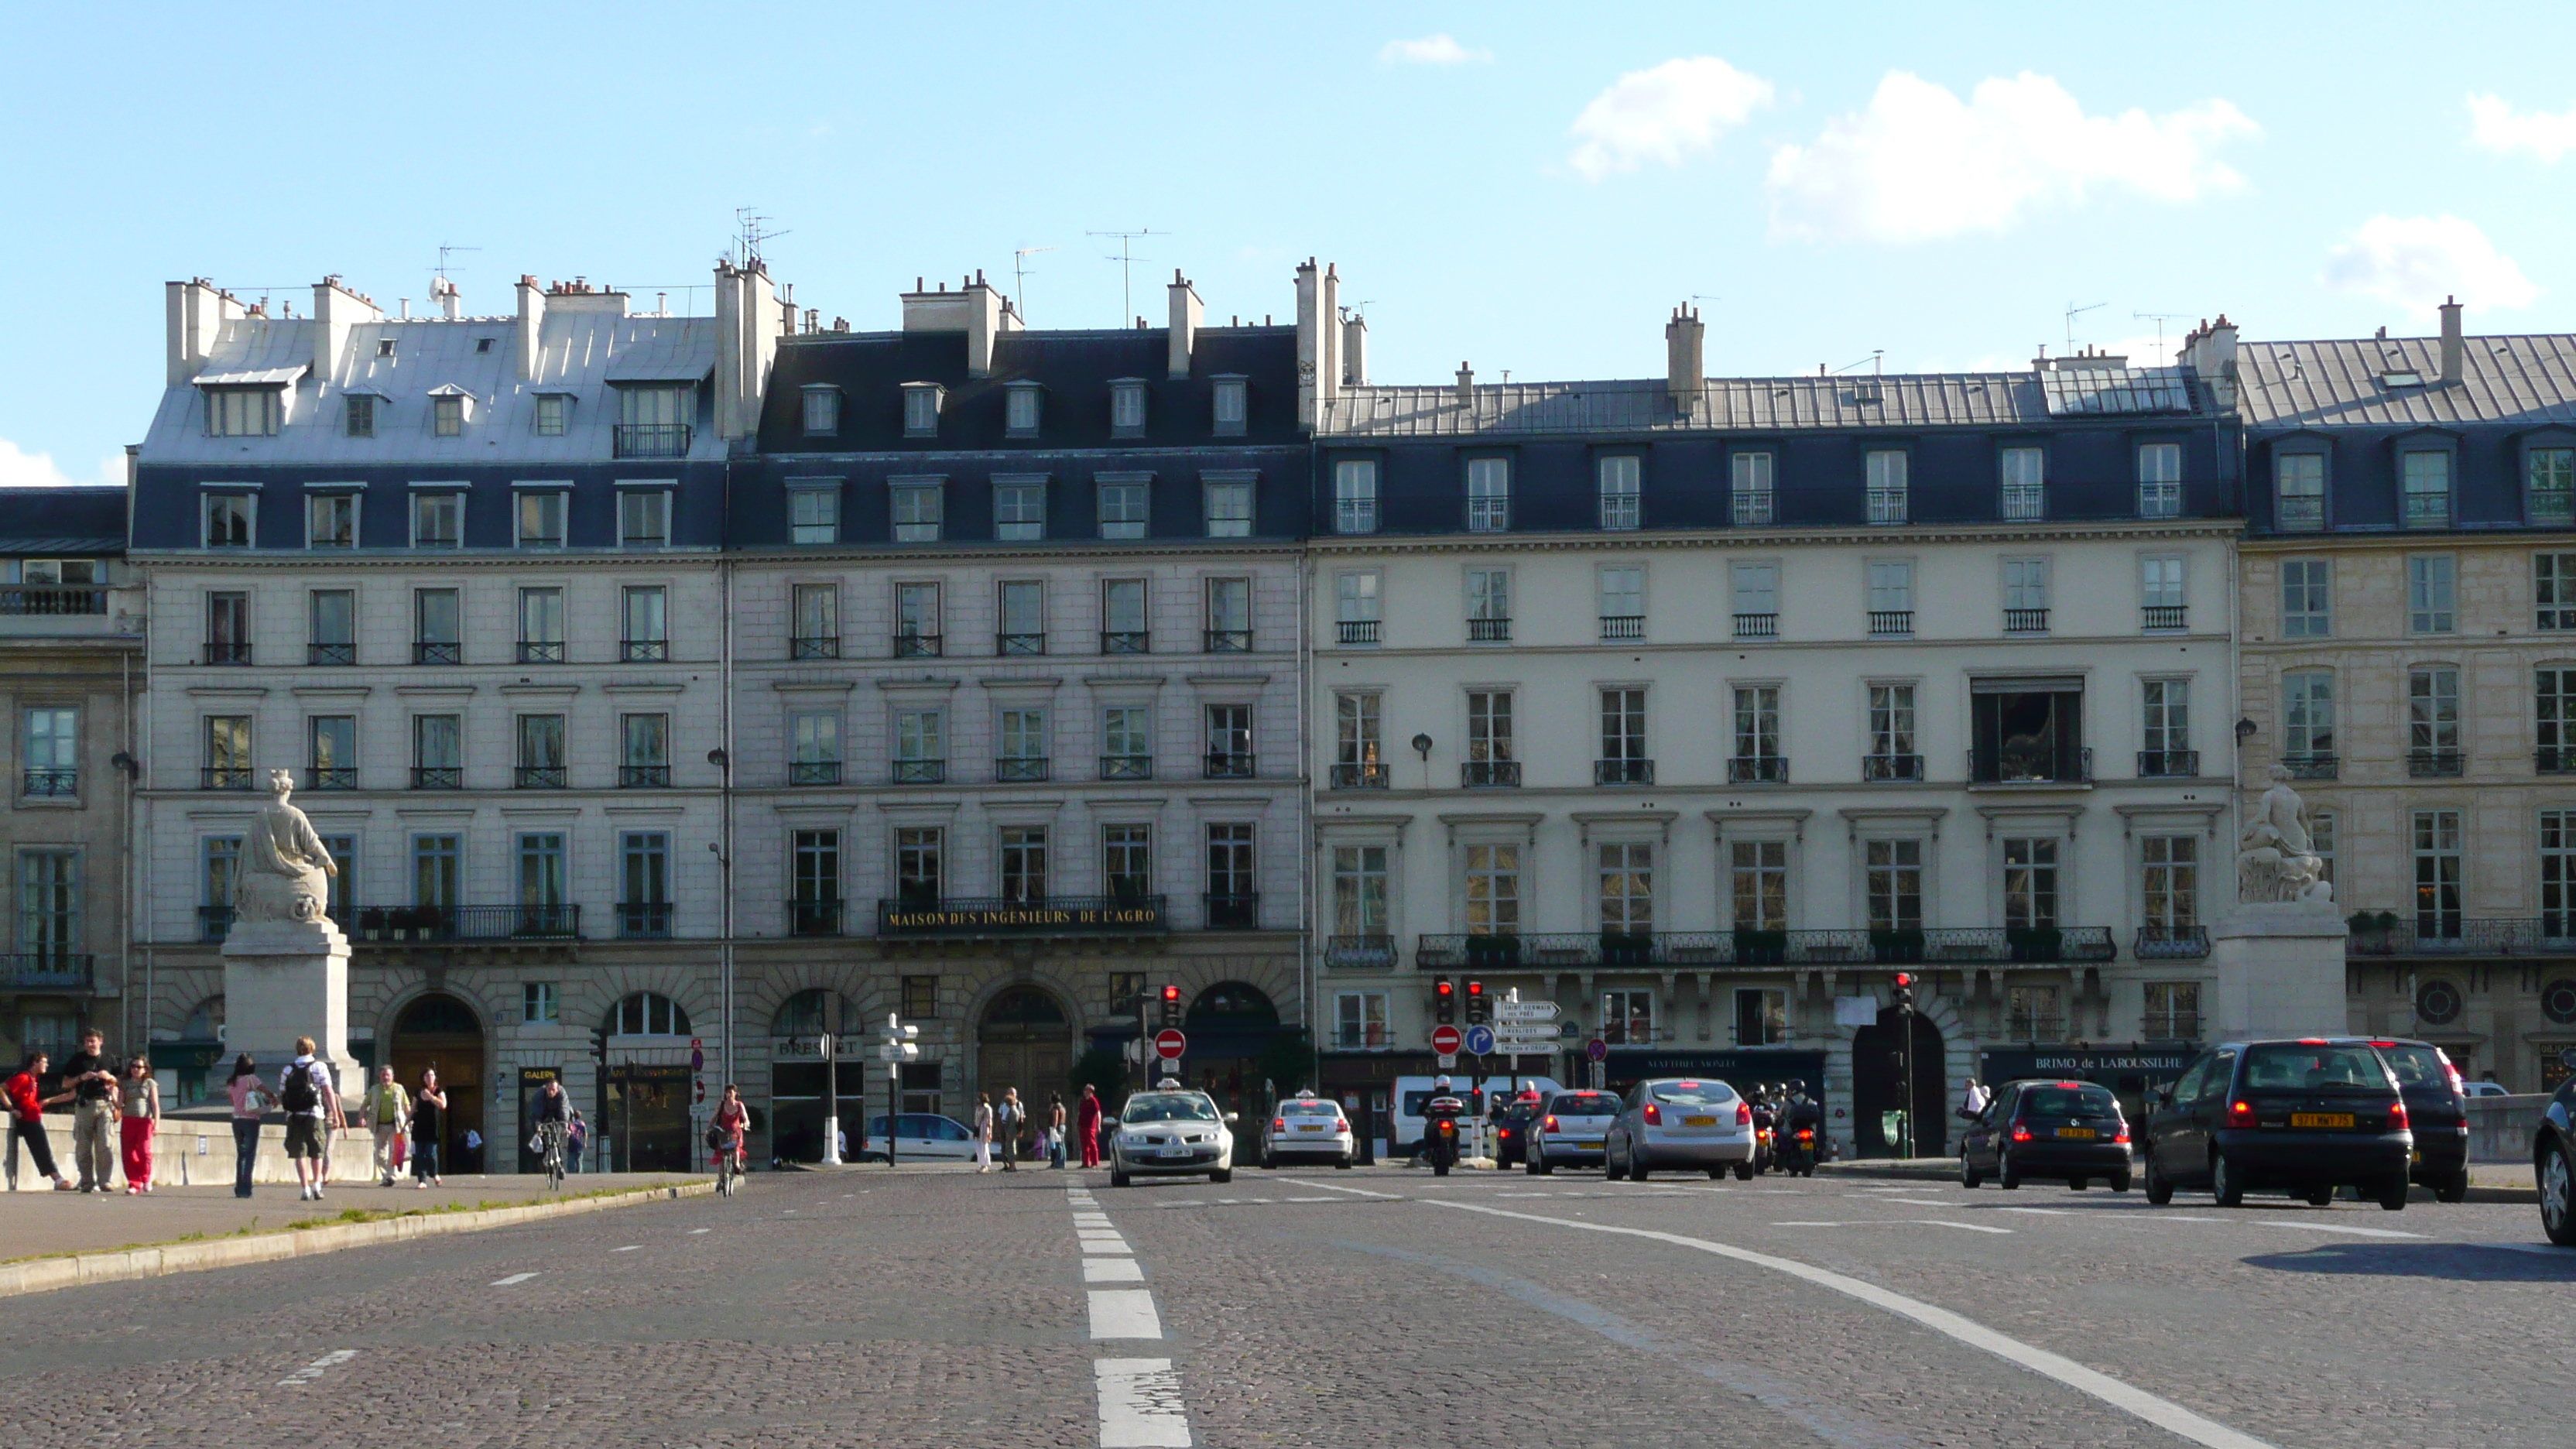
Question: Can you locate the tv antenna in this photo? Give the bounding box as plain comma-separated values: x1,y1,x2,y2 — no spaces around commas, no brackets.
435,244,480,283
1831,349,1886,377
1012,245,1057,318
2133,310,2192,361
1339,300,1374,323
735,207,788,270
1088,228,1165,324
2064,300,2106,355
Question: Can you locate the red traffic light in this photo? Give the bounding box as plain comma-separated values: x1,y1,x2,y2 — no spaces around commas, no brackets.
1162,985,1181,1004
1434,979,1454,998
1465,980,1483,998
1893,972,1913,987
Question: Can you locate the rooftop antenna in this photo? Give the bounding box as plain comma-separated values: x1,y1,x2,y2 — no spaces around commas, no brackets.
434,244,480,285
1087,228,1165,327
1012,245,1057,318
1339,300,1374,323
735,207,788,271
2133,310,2191,362
2064,300,2106,355
1831,350,1885,376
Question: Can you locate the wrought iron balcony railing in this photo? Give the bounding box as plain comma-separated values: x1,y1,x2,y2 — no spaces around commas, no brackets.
996,756,1051,783
413,641,461,665
0,954,94,992
308,767,357,791
790,635,841,660
790,761,842,786
1969,746,2093,786
891,759,947,784
1462,759,1519,788
2282,753,2338,780
410,766,463,790
997,632,1045,656
618,902,674,939
1337,619,1379,646
1728,756,1788,784
787,899,844,937
2344,916,2576,957
1595,758,1654,786
513,766,567,790
1203,893,1259,930
1414,925,2120,970
1100,755,1154,780
517,641,565,664
1331,762,1389,790
1325,934,1397,970
2134,924,2211,960
1863,753,1923,782
1203,752,1254,779
1101,630,1150,655
307,642,355,666
2136,749,2200,778
21,769,76,798
892,632,942,658
201,767,252,790
618,764,671,788
612,423,692,459
348,904,581,942
204,641,252,665
2407,748,2465,778
1203,629,1253,653
622,639,669,663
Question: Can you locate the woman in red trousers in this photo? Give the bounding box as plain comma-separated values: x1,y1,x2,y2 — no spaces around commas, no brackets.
118,1057,159,1193
1077,1084,1104,1169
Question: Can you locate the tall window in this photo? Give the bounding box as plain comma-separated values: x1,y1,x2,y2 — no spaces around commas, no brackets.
517,832,567,916
413,588,461,664
2001,447,2045,520
1465,690,1513,786
19,708,75,796
2141,679,2190,771
205,591,250,663
2413,810,2463,939
517,587,565,663
1732,562,1777,635
1598,565,1644,639
1865,450,1908,524
2311,810,2337,888
621,713,670,786
903,385,940,437
896,582,940,651
2136,442,2182,518
793,831,841,935
410,491,461,547
2281,559,2331,637
1868,683,1917,778
995,479,1046,542
2532,448,2576,526
618,490,670,549
892,481,943,543
1212,378,1248,436
1600,989,1653,1046
309,714,356,790
1334,459,1379,535
2408,666,2461,768
1334,691,1382,786
203,715,252,789
2540,553,2576,632
802,386,841,437
2140,556,2184,628
1464,844,1519,934
1335,991,1390,1050
790,485,840,544
2408,556,2455,634
893,709,946,782
622,585,669,661
411,714,462,788
308,493,355,549
2142,837,2197,927
206,388,278,437
1332,845,1387,937
412,834,461,909
1732,840,1787,931
15,851,77,959
2402,450,2452,529
2540,667,2576,772
516,489,566,548
1598,842,1653,934
1102,707,1153,777
2003,838,2059,930
1101,578,1148,653
2283,670,2335,766
1105,824,1153,899
1110,382,1147,436
896,827,943,906
2543,810,2576,939
998,580,1045,654
534,395,568,437
1866,839,1923,932
1731,685,1782,780
622,832,670,937
999,827,1048,904
1867,560,1913,634
2275,453,2324,530
1203,477,1254,538
1598,687,1648,782
1465,457,1509,533
2143,981,2200,1040
516,714,567,788
998,707,1048,779
1732,451,1775,525
308,589,355,666
1334,572,1379,646
1597,455,1641,530
1465,568,1510,641
1003,384,1040,437
792,584,839,658
1204,703,1252,777
2003,557,2049,629
1098,477,1148,540
790,711,841,785
1204,577,1251,651
204,838,243,927
1205,824,1255,923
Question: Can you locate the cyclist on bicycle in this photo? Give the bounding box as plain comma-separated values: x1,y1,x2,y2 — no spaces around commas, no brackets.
713,1084,749,1184
529,1077,570,1184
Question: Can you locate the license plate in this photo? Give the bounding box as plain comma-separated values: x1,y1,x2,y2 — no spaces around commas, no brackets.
1297,1124,1324,1132
2055,1126,2096,1139
1160,1145,1193,1157
2410,1149,2423,1164
2290,1112,2355,1129
1572,1139,1603,1148
1683,1115,1717,1127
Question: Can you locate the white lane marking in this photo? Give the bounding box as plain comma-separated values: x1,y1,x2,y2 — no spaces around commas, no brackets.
1428,1200,2273,1449
612,1245,641,1252
1085,1257,1146,1283
1088,1288,1164,1340
1766,1219,2013,1234
2161,1215,2222,1223
1272,1177,1398,1199
1095,1357,1192,1447
1081,1238,1133,1255
1881,1197,1961,1208
2254,1220,2425,1240
1283,1196,1338,1203
1995,1208,2077,1217
277,1348,357,1387
490,1272,539,1286
688,1228,711,1235
1075,1214,1115,1225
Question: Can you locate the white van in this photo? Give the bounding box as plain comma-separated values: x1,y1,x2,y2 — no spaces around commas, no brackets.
1390,1075,1564,1153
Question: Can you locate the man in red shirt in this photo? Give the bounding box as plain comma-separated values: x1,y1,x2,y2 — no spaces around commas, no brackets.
5,1051,74,1191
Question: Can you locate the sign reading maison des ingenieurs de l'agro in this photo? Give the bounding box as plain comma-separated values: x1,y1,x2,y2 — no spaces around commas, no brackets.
880,899,1167,936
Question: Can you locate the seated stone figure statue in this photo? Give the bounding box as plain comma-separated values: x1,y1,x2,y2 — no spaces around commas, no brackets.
2238,764,2332,906
233,769,339,925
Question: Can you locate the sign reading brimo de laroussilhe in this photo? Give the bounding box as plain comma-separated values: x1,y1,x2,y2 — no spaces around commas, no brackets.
877,896,1169,936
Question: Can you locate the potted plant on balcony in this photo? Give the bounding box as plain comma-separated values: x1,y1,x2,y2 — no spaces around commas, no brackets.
1869,928,1925,964
1599,932,1653,968
2347,910,2399,954
2006,926,2064,963
1464,934,1521,970
1732,927,1788,965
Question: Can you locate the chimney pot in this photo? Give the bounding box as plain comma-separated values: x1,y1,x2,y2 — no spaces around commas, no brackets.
2438,296,2465,384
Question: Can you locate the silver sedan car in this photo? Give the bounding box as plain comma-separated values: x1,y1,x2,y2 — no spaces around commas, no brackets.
1260,1092,1355,1168
1524,1089,1623,1173
1108,1089,1237,1186
1605,1077,1756,1180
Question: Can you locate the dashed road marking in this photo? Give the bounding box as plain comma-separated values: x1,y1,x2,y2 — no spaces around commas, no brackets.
612,1245,641,1252
490,1273,539,1286
277,1349,356,1388
1272,1177,1399,1199
688,1228,711,1235
1995,1207,2078,1216
1088,1287,1164,1340
2253,1220,2425,1240
1081,1237,1133,1255
1084,1257,1146,1283
1283,1195,1338,1203
1095,1356,1192,1447
1768,1218,2013,1234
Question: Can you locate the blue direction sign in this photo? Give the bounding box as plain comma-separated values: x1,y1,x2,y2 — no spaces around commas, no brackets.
1463,1025,1496,1056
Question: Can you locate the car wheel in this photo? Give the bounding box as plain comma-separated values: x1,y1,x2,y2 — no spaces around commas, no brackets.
2435,1170,2468,1204
1537,1154,1554,1176
2211,1150,2243,1208
1111,1169,1130,1188
2376,1177,2409,1211
2110,1173,2132,1194
1959,1154,1981,1189
2068,1177,2087,1192
2540,1139,2576,1245
1335,1156,1352,1170
1605,1142,1625,1181
1210,1167,1232,1184
1999,1159,2020,1190
2145,1154,2174,1205
1526,1150,1543,1177
1733,1161,1754,1181
2305,1186,2334,1208
1632,1156,1652,1182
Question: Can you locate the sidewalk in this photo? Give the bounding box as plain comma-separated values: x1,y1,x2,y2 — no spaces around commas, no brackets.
1814,1156,2540,1202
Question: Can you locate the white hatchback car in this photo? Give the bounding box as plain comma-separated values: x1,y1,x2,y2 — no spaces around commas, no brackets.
1109,1089,1237,1186
1605,1077,1756,1180
1260,1091,1355,1169
1524,1089,1624,1173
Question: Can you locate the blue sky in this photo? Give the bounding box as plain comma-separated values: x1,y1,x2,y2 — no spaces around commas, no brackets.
7,2,2576,485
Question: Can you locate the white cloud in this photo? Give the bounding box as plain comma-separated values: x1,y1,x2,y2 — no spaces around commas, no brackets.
1566,56,1775,181
1764,71,2257,242
2322,214,2539,312
0,437,122,489
1379,34,1489,67
2467,93,2576,162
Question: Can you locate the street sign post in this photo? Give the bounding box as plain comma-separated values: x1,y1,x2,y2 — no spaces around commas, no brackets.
1154,1028,1187,1064
879,1015,919,1166
1494,1001,1560,1023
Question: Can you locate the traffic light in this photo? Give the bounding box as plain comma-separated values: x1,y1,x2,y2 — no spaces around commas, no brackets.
587,1028,608,1065
1892,971,1916,1013
1434,976,1456,1024
1464,979,1488,1024
1160,984,1183,1029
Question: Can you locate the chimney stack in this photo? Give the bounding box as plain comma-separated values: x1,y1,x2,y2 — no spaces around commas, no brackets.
514,276,545,381
1455,361,1475,412
1666,303,1704,416
900,271,1016,377
164,278,243,385
310,276,382,383
1293,259,1322,430
1166,269,1202,379
2439,295,2464,384
1341,312,1368,387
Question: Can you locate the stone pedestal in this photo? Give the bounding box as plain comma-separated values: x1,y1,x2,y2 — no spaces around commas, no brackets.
2208,902,2351,1043
221,918,357,1099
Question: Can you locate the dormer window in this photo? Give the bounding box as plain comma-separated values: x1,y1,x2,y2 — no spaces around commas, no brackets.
1212,376,1248,437
1005,382,1043,439
801,385,841,437
901,382,943,438
534,393,570,437
516,487,568,548
376,338,396,358
204,492,255,548
430,392,468,437
411,489,464,548
1110,379,1148,438
205,388,279,437
344,394,375,438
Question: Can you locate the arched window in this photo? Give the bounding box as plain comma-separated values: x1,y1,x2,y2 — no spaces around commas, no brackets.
395,993,482,1036
769,988,856,1039
1185,981,1279,1031
182,995,225,1043
608,992,690,1037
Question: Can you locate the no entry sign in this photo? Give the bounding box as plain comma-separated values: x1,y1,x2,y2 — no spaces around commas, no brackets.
1430,1025,1463,1056
1154,1028,1187,1060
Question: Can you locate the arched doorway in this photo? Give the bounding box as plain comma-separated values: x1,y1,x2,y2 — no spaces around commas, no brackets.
602,992,695,1173
978,988,1071,1131
1850,1005,1946,1158
389,993,487,1173
769,989,860,1163
1184,981,1280,1115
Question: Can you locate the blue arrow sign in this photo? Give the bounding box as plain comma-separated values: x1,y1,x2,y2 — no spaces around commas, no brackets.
1463,1025,1495,1056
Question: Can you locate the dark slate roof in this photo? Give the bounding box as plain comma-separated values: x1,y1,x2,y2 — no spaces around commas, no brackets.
0,487,126,553
2239,335,2576,430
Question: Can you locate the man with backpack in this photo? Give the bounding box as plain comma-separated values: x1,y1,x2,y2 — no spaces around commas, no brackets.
277,1037,344,1201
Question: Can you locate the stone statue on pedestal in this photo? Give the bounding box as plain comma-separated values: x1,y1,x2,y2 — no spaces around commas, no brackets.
233,770,338,927
2238,765,2333,906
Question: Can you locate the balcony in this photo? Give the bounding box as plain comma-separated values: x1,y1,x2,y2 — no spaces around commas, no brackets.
517,641,565,665
1862,753,1923,782
2281,753,2338,781
1600,615,1644,641
1467,617,1512,642
197,906,233,942
413,641,461,666
876,894,1170,937
1204,629,1254,653
1595,758,1654,786
1101,630,1150,655
612,423,692,459
200,767,252,791
2407,749,2465,779
1728,756,1788,784
2540,746,2574,776
513,766,567,790
619,764,671,788
1734,612,1777,639
997,632,1045,656
1100,755,1154,780
1203,893,1259,930
1414,925,2119,971
1325,934,1397,970
618,902,673,939
22,769,76,798
2003,1016,2067,1043
1331,762,1389,790
891,759,947,784
2136,749,2201,779
2142,1011,2203,1042
409,766,462,790
1868,610,1913,637
622,639,669,663
0,954,94,992
1461,759,1520,788
2134,924,2212,961
2003,608,2050,635
790,761,843,786
2345,916,2576,958
1337,620,1380,646
892,632,943,659
2,586,107,617
2142,605,2188,632
349,904,582,942
997,756,1051,783
790,635,841,660
204,641,252,666
1969,746,2092,787
787,899,844,937
309,767,357,791
1204,752,1254,779
308,642,355,666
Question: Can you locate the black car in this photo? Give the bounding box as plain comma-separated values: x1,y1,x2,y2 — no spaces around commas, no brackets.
2537,1074,2576,1246
2143,1039,2413,1210
1958,1079,2133,1191
1491,1097,1541,1169
2330,1036,2469,1202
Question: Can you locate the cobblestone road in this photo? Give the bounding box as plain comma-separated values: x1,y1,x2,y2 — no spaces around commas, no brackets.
0,1161,2564,1447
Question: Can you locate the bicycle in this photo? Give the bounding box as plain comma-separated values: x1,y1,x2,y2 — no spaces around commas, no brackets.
714,1142,745,1197
536,1120,567,1191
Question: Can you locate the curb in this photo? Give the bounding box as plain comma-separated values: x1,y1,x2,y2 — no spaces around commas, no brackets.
0,1181,714,1300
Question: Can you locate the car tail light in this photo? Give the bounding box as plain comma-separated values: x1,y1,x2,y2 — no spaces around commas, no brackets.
1735,1101,1752,1126
2010,1123,2032,1142
1273,1118,1286,1132
1543,1115,1558,1132
2228,1099,2256,1128
1795,1128,1814,1143
1643,1102,1663,1126
2389,1102,2409,1130
2113,1123,2131,1144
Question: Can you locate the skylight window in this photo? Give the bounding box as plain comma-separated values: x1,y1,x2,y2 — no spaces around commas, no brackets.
475,337,495,354
2381,369,2425,389
376,338,396,357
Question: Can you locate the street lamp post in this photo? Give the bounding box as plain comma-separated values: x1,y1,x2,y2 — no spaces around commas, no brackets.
879,1014,918,1166
820,1028,840,1165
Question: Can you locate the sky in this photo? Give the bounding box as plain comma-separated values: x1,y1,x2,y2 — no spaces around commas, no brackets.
7,2,2576,487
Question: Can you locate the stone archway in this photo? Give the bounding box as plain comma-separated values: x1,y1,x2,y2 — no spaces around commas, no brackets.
976,986,1072,1134
389,992,488,1173
1849,1005,1947,1158
1183,981,1282,1114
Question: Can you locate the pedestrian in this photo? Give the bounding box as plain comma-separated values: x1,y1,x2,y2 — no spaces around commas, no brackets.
1077,1084,1103,1169
364,1067,410,1187
225,1054,268,1197
998,1088,1023,1172
565,1110,587,1174
277,1037,342,1202
1957,1075,1991,1123
971,1093,994,1173
410,1067,447,1188
60,1027,119,1193
5,1051,74,1191
1046,1094,1067,1169
118,1057,159,1194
